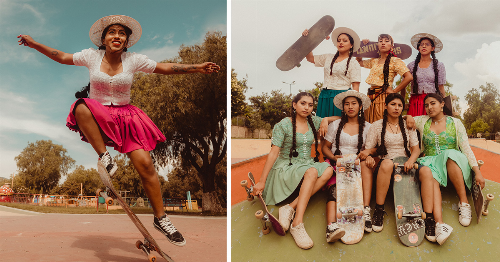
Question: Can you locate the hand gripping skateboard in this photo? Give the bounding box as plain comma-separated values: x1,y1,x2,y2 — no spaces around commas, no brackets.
335,154,364,244
240,172,286,236
472,160,494,223
393,156,425,247
97,162,174,262
276,15,335,71
353,41,412,60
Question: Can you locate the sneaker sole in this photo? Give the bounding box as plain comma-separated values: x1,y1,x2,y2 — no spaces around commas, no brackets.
437,234,450,245
364,226,372,233
372,225,383,233
326,230,345,243
154,224,186,247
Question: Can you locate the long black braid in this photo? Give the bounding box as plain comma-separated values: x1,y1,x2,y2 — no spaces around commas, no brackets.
333,112,349,155
356,105,366,154
307,115,320,162
382,52,394,91
412,37,440,95
329,51,340,76
289,92,318,165
375,93,410,157
289,109,298,165
411,52,421,95
333,97,366,155
431,51,440,95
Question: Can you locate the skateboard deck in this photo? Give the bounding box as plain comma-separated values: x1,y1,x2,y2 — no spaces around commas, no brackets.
97,163,174,262
393,156,425,247
444,95,459,117
240,172,285,236
276,15,335,71
335,154,364,244
471,160,494,223
353,41,412,60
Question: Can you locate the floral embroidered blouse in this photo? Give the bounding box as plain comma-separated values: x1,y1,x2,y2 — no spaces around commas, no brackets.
362,57,409,87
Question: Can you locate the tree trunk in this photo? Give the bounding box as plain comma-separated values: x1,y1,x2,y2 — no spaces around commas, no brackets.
202,191,223,213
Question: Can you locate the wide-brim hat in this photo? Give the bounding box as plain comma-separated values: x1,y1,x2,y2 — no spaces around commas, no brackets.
411,33,443,53
331,27,360,52
333,90,371,111
89,15,142,48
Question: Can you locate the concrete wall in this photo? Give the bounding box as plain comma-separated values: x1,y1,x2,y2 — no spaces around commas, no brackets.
231,126,270,139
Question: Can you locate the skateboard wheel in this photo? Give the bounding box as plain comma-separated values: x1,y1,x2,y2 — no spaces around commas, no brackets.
394,163,398,168
336,212,341,220
421,212,426,219
240,180,248,187
478,160,484,168
482,209,489,216
148,253,156,262
106,197,114,206
413,163,419,169
135,240,143,249
398,210,403,220
487,194,494,201
262,226,271,235
247,195,254,201
355,159,360,165
255,210,265,219
96,188,102,196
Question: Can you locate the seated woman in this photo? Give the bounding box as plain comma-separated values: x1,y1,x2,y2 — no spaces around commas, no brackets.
252,92,336,250
361,93,436,242
406,93,485,245
321,90,372,242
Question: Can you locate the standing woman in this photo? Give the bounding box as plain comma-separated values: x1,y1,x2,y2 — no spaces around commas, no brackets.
302,27,361,117
407,33,446,116
361,93,436,243
253,92,335,250
356,34,413,123
406,93,485,245
321,90,373,241
17,15,219,246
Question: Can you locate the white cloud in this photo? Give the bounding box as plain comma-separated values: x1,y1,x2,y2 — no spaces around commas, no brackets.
454,41,500,87
21,3,45,24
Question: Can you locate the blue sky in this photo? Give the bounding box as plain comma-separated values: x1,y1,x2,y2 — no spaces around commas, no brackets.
0,0,227,179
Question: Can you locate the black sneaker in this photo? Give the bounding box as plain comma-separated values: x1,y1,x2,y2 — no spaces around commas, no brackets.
98,151,118,177
372,206,387,232
154,215,186,246
424,216,437,242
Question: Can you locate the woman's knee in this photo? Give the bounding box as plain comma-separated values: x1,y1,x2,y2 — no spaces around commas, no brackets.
74,102,92,119
130,154,155,176
419,166,433,181
304,167,318,181
379,159,394,172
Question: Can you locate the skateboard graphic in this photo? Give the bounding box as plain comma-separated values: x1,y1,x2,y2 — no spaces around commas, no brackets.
240,172,285,236
276,15,335,71
97,163,174,262
353,41,412,60
444,95,459,117
335,154,364,244
471,160,494,223
393,156,425,247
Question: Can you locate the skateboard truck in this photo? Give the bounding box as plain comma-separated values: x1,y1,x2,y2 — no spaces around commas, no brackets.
240,180,254,201
136,239,157,262
255,210,271,235
477,160,494,216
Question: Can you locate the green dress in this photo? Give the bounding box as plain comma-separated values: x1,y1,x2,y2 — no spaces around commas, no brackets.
417,117,472,189
262,116,331,205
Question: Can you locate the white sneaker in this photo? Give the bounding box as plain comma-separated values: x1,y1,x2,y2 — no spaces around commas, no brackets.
363,206,372,233
458,202,472,227
436,222,453,245
290,223,313,249
326,222,345,243
279,204,295,232
98,151,118,177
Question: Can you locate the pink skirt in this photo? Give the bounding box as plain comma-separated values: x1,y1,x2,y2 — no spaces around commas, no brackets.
408,93,427,117
66,98,166,154
324,159,337,187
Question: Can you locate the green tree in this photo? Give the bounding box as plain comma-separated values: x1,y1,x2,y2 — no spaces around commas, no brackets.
55,165,103,196
249,90,292,127
464,83,500,136
468,119,490,137
14,140,75,193
131,31,226,213
231,69,250,117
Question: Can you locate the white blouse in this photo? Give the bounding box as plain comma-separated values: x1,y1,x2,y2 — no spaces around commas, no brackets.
324,119,371,155
314,54,361,90
73,48,157,105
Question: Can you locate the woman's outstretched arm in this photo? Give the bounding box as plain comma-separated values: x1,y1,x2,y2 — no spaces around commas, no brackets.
18,35,74,65
153,62,219,75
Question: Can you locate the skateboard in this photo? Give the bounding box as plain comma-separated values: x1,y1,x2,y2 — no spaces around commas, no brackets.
393,156,425,247
276,15,335,71
353,41,412,60
471,160,494,223
444,95,459,117
97,163,174,262
335,154,364,244
240,172,286,236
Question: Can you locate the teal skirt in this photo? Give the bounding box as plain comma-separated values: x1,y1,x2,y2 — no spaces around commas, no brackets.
417,149,472,190
316,89,347,118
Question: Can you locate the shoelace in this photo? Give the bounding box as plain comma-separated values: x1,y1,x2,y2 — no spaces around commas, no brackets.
327,224,338,233
459,205,472,218
159,217,178,235
425,220,436,235
372,209,386,225
363,208,371,221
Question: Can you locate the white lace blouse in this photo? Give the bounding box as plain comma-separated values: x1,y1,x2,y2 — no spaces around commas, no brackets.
324,119,372,155
73,48,157,105
314,54,361,90
365,119,419,160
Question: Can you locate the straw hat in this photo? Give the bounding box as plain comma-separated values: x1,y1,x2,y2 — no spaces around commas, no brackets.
333,90,371,111
331,27,360,52
411,33,443,53
89,15,142,48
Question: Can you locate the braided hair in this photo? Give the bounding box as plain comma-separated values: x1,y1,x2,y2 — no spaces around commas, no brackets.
333,97,366,155
289,92,319,165
375,93,411,157
329,33,355,76
378,34,394,92
412,37,440,95
75,82,90,99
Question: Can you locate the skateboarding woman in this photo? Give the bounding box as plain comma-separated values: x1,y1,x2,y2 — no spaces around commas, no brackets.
356,34,413,123
405,93,485,245
302,27,361,118
252,92,337,249
361,93,436,242
17,15,219,247
407,33,446,116
321,90,374,241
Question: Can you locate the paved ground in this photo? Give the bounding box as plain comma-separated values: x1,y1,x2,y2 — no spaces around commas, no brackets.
0,205,226,262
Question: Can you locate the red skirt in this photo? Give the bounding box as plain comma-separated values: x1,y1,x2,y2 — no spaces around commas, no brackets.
408,93,427,117
66,98,166,154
